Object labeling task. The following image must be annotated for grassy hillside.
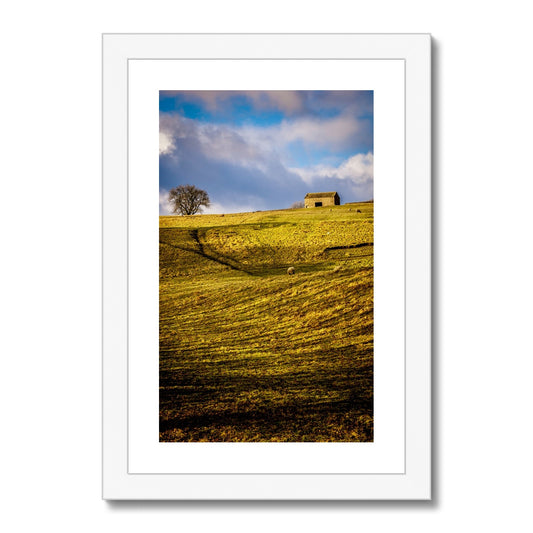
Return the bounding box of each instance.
[159,202,373,442]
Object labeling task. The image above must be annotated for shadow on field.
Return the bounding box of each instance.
[160,238,255,275]
[160,394,373,435]
[159,343,373,442]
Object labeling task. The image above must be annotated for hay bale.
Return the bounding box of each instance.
[287,266,295,275]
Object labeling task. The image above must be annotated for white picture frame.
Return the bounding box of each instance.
[102,33,431,500]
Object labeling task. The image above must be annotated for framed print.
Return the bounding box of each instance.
[102,33,431,500]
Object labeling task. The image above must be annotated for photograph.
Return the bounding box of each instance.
[158,90,374,442]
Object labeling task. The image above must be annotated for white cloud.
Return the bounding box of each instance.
[196,124,266,170]
[238,112,364,154]
[278,114,360,148]
[159,132,175,155]
[159,189,173,215]
[160,110,368,171]
[290,152,373,185]
[160,114,271,172]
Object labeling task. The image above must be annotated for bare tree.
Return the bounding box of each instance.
[290,200,305,209]
[168,184,211,215]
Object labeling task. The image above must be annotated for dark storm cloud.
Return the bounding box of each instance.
[159,142,310,213]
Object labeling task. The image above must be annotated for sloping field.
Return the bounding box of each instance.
[159,203,373,441]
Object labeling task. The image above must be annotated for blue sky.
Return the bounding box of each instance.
[159,90,373,214]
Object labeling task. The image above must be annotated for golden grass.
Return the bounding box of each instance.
[159,203,373,441]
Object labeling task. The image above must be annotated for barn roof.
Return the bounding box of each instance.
[304,191,339,198]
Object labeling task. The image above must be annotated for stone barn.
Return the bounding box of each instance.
[304,191,340,208]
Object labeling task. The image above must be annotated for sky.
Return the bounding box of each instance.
[159,90,373,214]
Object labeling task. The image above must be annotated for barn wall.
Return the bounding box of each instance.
[304,196,338,208]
